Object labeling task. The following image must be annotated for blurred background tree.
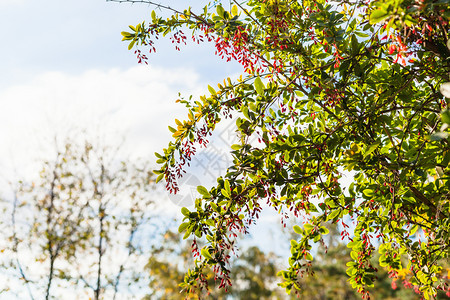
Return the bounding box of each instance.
[1,134,161,299]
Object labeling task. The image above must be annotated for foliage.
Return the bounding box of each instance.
[121,0,450,298]
[1,136,157,299]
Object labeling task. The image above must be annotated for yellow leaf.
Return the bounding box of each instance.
[173,130,184,138]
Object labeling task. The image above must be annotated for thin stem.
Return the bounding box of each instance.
[11,188,35,300]
[45,164,58,300]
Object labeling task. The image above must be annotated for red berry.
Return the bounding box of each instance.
[389,44,397,55]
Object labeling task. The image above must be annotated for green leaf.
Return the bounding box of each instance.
[441,109,450,124]
[224,180,231,194]
[319,226,329,235]
[181,207,190,217]
[121,31,133,41]
[370,9,389,24]
[363,189,374,197]
[208,85,216,95]
[221,188,230,198]
[178,222,189,233]
[346,266,356,276]
[197,185,211,198]
[254,77,264,96]
[231,4,238,16]
[364,142,380,157]
[313,234,321,243]
[201,247,213,260]
[355,31,369,37]
[151,10,156,20]
[216,5,225,18]
[242,107,250,119]
[293,225,303,234]
[351,34,359,55]
[128,39,136,50]
[183,228,192,239]
[327,209,340,220]
[210,202,218,212]
[155,173,164,183]
[304,223,314,233]
[350,250,358,261]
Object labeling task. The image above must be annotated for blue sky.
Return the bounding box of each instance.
[0,0,240,89]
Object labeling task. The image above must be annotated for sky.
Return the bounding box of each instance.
[0,0,292,263]
[0,0,240,183]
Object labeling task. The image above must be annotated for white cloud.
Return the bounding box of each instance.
[0,0,24,7]
[0,65,204,181]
